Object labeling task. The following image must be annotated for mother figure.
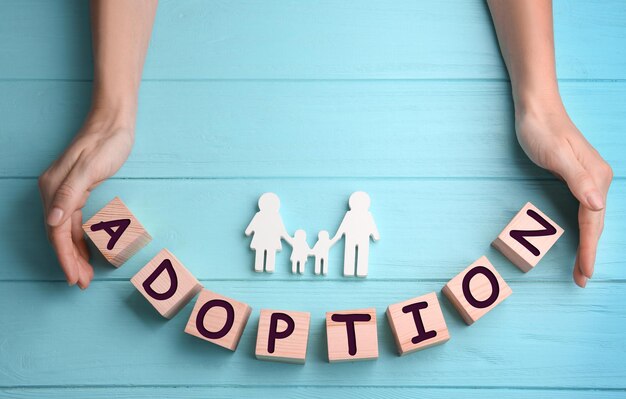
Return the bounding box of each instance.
[245,193,293,273]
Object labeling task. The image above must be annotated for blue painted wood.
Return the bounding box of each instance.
[1,81,625,178]
[1,0,625,395]
[1,387,625,399]
[1,0,625,80]
[1,179,624,282]
[0,281,625,388]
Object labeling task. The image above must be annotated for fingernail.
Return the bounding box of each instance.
[586,192,604,211]
[580,276,588,288]
[47,207,64,226]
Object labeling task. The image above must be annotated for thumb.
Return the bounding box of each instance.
[553,151,604,211]
[46,168,91,227]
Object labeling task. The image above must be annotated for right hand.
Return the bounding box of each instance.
[38,108,135,289]
[515,104,613,287]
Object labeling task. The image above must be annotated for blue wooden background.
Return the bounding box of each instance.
[1,1,625,398]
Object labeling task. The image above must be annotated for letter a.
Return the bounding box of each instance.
[90,218,131,250]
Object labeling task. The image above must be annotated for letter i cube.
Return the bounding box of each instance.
[386,292,449,355]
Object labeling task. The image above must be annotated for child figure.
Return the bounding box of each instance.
[311,230,335,276]
[290,230,311,274]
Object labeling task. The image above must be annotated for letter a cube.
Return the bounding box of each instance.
[83,197,151,267]
[386,292,449,355]
[131,249,202,319]
[492,202,564,272]
[185,289,252,351]
[442,256,512,325]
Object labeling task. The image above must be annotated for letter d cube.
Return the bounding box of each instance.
[131,249,202,319]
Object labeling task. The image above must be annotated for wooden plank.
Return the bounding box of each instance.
[1,81,624,178]
[0,281,624,388]
[1,0,625,80]
[1,178,623,282]
[1,387,625,399]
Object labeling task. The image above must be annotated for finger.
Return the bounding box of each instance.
[71,210,90,261]
[46,164,93,227]
[49,220,80,286]
[577,205,604,279]
[76,255,94,290]
[573,257,587,288]
[552,149,605,211]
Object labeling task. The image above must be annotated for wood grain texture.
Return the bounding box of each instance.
[1,0,625,80]
[83,197,152,267]
[185,289,252,351]
[2,387,625,399]
[386,292,450,355]
[1,0,625,395]
[130,249,202,318]
[0,281,624,388]
[442,256,512,325]
[1,81,625,178]
[1,179,623,282]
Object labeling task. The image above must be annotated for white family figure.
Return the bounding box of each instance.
[333,191,380,277]
[245,193,292,273]
[244,191,379,277]
[290,230,310,274]
[311,230,334,275]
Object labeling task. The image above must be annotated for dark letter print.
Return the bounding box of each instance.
[196,299,235,340]
[509,209,557,256]
[402,302,437,345]
[330,313,372,356]
[462,266,500,309]
[142,258,179,301]
[90,219,131,250]
[268,313,295,354]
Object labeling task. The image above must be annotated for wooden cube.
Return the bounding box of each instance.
[326,308,378,362]
[442,256,512,325]
[184,289,252,351]
[255,309,310,364]
[83,197,151,267]
[492,202,564,272]
[131,249,202,319]
[386,292,449,355]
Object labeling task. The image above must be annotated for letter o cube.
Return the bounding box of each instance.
[131,249,202,319]
[442,256,512,325]
[185,289,252,351]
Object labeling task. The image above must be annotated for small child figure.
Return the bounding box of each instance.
[311,230,335,276]
[290,230,311,274]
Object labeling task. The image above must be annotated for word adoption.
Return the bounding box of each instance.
[83,195,563,363]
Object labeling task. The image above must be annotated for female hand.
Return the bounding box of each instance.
[515,103,613,287]
[38,108,135,289]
